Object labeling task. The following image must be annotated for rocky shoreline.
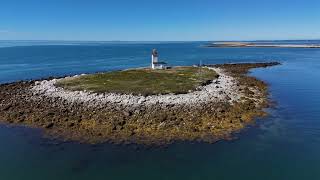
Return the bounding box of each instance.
[31,67,240,108]
[0,62,280,145]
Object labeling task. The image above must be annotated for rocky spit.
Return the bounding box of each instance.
[207,42,320,48]
[0,62,280,145]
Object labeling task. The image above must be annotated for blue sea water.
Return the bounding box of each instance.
[0,40,320,179]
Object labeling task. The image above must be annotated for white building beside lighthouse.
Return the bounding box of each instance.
[151,49,167,69]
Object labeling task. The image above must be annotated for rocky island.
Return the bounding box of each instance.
[0,62,280,145]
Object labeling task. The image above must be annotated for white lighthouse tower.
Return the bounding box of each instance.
[151,49,167,69]
[151,49,159,68]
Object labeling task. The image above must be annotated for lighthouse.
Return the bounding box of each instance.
[151,49,167,69]
[152,49,159,65]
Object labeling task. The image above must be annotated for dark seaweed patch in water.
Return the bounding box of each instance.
[71,159,91,173]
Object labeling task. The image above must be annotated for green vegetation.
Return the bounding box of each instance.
[56,67,218,96]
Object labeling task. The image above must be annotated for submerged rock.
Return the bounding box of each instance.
[44,122,54,129]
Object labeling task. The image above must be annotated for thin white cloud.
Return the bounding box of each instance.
[0,30,10,33]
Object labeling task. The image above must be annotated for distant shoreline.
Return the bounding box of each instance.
[206,42,320,48]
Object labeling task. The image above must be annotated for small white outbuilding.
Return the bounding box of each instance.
[151,49,167,70]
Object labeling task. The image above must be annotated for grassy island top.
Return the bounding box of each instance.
[56,67,218,96]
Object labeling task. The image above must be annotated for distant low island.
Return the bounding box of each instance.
[206,42,320,48]
[0,62,280,145]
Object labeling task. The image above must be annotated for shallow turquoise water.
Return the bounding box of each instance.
[0,41,320,179]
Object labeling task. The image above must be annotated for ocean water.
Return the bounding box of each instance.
[0,40,320,179]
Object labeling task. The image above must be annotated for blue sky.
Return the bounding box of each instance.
[0,0,319,41]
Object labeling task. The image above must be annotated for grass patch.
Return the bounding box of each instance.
[56,67,218,96]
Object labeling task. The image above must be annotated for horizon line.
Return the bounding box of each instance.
[0,39,320,42]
